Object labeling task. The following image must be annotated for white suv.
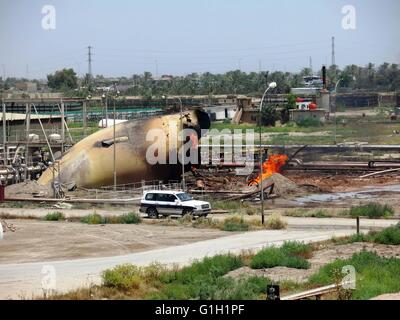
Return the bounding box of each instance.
[139,190,212,219]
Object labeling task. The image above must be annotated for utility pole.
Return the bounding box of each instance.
[309,56,313,72]
[25,102,31,180]
[331,36,336,66]
[87,46,93,91]
[60,98,65,153]
[2,97,6,165]
[113,86,119,191]
[1,64,5,80]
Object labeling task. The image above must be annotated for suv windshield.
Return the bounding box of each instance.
[177,193,193,202]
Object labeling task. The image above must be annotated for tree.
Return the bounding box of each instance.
[47,68,78,91]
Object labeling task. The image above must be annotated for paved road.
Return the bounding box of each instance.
[0,218,397,299]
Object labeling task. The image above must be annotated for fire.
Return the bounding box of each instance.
[249,154,289,186]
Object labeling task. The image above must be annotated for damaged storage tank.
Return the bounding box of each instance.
[38,110,210,188]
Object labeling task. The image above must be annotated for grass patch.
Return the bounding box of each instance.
[250,241,312,270]
[372,224,400,245]
[343,203,394,219]
[331,223,400,246]
[208,200,244,212]
[80,212,142,225]
[116,212,142,224]
[43,212,65,221]
[309,251,400,300]
[221,216,250,232]
[295,118,323,128]
[80,213,106,224]
[266,214,288,230]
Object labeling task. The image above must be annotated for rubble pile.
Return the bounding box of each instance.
[187,169,310,200]
[5,180,53,199]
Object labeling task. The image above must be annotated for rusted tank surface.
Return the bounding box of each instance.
[38,110,210,188]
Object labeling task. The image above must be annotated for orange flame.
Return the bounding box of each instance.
[249,154,289,186]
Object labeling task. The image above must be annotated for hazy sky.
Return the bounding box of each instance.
[1,0,399,79]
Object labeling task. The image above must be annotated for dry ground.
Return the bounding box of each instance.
[0,219,231,264]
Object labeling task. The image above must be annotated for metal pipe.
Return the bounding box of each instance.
[31,104,55,161]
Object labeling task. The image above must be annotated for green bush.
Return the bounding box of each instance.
[214,276,268,300]
[43,212,65,221]
[221,216,250,232]
[150,254,244,300]
[281,241,313,259]
[80,213,106,224]
[309,251,400,300]
[102,264,142,290]
[118,212,142,224]
[250,242,311,270]
[345,203,394,219]
[373,225,400,245]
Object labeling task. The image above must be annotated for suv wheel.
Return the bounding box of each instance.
[147,207,159,219]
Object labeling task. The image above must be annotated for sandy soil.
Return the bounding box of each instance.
[0,220,231,264]
[226,242,400,284]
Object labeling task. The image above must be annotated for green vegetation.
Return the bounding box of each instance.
[344,203,395,219]
[80,213,106,224]
[159,214,287,232]
[284,209,335,218]
[100,254,268,300]
[80,212,142,225]
[332,223,400,246]
[294,118,322,128]
[43,212,65,221]
[266,213,288,230]
[373,224,400,245]
[47,68,78,91]
[221,216,250,232]
[117,212,142,224]
[96,255,270,300]
[309,251,400,300]
[250,241,312,270]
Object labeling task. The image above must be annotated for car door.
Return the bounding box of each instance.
[158,194,179,216]
[155,193,168,215]
[143,193,156,211]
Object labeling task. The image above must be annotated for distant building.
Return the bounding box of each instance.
[204,105,236,122]
[152,75,174,83]
[289,109,326,123]
[15,82,37,93]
